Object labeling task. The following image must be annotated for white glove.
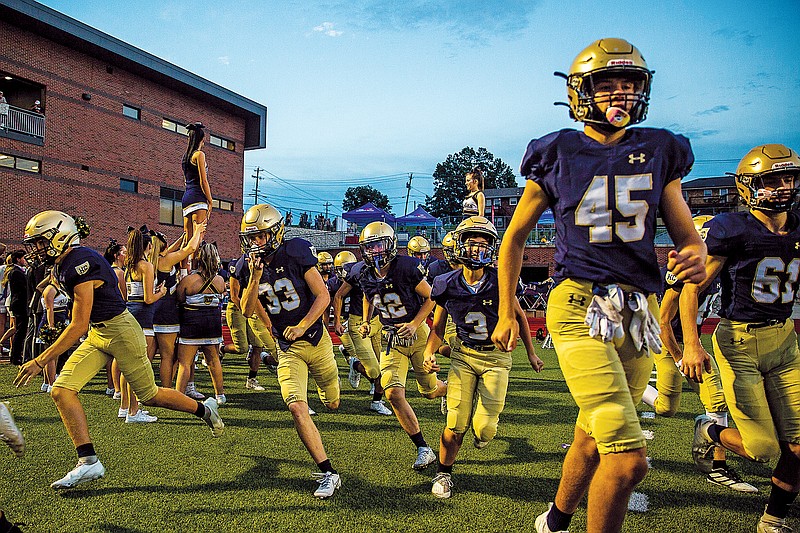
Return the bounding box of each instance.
[627,292,662,354]
[585,285,625,342]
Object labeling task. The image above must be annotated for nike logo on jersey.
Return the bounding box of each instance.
[628,152,646,164]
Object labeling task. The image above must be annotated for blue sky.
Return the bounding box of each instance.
[42,0,800,219]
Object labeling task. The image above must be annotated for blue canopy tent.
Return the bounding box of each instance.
[395,206,439,227]
[342,202,396,224]
[537,208,555,225]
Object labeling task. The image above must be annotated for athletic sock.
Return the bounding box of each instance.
[371,380,382,401]
[317,459,337,474]
[248,370,258,379]
[410,431,428,449]
[76,443,97,463]
[438,463,453,474]
[194,401,206,418]
[706,423,727,444]
[547,501,573,532]
[712,460,727,470]
[766,482,799,519]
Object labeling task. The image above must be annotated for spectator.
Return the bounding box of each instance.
[4,250,28,366]
[0,92,7,129]
[285,210,293,226]
[30,100,42,114]
[0,91,6,104]
[0,243,7,354]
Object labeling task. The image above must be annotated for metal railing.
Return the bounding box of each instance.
[0,104,45,139]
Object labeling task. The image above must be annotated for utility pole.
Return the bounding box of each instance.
[404,173,413,215]
[250,167,264,206]
[323,201,331,219]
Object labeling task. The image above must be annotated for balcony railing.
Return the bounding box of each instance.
[0,104,45,139]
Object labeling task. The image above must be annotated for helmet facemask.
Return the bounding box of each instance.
[571,68,651,131]
[738,170,800,212]
[360,237,396,270]
[239,224,284,259]
[455,231,497,270]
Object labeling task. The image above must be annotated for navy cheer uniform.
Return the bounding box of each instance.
[179,276,223,345]
[181,156,208,217]
[153,266,180,334]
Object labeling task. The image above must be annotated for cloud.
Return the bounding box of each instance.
[313,22,344,37]
[712,28,757,46]
[693,105,730,117]
[217,56,230,65]
[329,0,535,45]
[682,129,721,139]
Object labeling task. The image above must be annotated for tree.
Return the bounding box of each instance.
[342,185,392,214]
[424,147,517,219]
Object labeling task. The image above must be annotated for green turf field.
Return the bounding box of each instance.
[0,339,786,532]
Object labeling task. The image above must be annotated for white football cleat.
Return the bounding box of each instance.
[535,503,569,533]
[348,357,361,389]
[369,400,392,415]
[185,382,206,400]
[245,378,265,391]
[126,410,158,423]
[692,414,715,473]
[215,394,227,406]
[313,471,341,499]
[0,401,25,458]
[431,472,453,499]
[202,397,225,437]
[413,446,437,470]
[707,467,758,493]
[51,460,105,489]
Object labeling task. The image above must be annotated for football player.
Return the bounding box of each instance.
[683,145,800,532]
[424,217,544,499]
[239,204,341,499]
[14,211,224,489]
[316,251,334,282]
[331,251,392,415]
[642,216,756,492]
[223,252,279,391]
[323,252,358,366]
[426,231,459,358]
[492,39,706,533]
[358,222,447,470]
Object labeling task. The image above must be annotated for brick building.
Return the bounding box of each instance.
[0,0,267,259]
[680,175,739,215]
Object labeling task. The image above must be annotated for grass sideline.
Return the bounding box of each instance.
[0,338,788,532]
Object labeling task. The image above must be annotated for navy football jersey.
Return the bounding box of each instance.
[55,246,127,323]
[431,267,500,348]
[233,253,268,299]
[360,255,427,326]
[343,261,368,318]
[521,127,693,294]
[704,211,800,322]
[255,238,325,349]
[425,258,453,284]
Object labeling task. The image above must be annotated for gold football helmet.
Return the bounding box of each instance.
[453,216,498,270]
[407,235,431,260]
[734,144,800,212]
[23,210,81,266]
[317,251,334,275]
[441,231,457,264]
[239,204,285,257]
[565,38,652,129]
[359,221,397,269]
[334,251,357,279]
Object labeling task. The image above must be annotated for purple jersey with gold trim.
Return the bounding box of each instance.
[343,261,367,317]
[360,255,427,326]
[522,127,693,294]
[663,267,720,342]
[55,246,127,323]
[431,267,500,348]
[704,211,800,322]
[425,258,452,284]
[256,238,325,350]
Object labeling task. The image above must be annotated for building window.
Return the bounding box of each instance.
[212,198,234,211]
[162,118,189,136]
[719,188,728,197]
[159,187,183,226]
[122,104,140,120]
[209,133,235,152]
[509,197,518,206]
[0,152,40,173]
[703,189,713,197]
[120,178,138,193]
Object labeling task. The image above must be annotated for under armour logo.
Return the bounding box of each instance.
[275,267,285,273]
[732,338,745,345]
[482,299,493,306]
[795,242,800,250]
[628,153,646,164]
[568,294,586,306]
